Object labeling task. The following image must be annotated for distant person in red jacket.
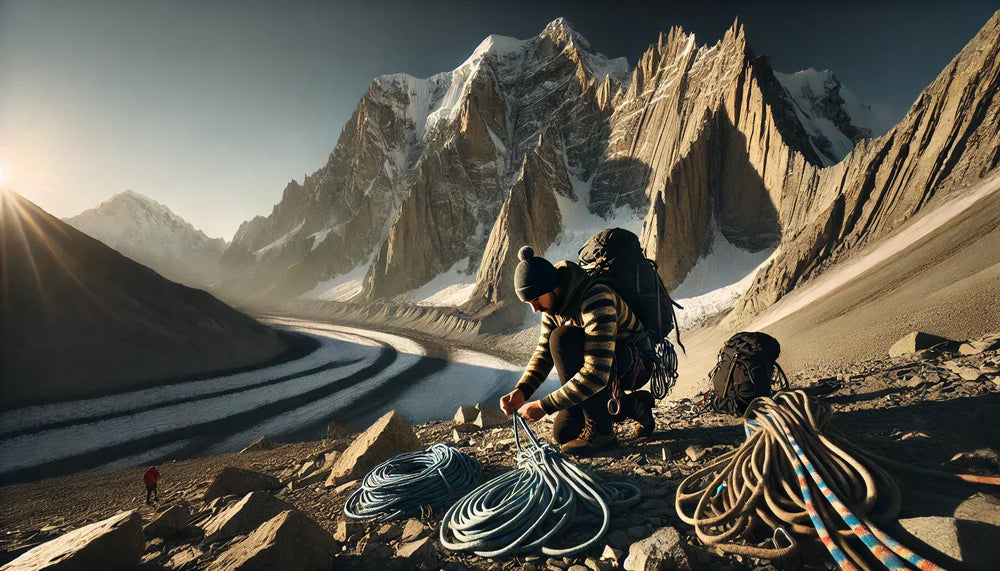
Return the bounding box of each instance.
[143,466,160,505]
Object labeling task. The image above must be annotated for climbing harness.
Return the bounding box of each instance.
[675,390,1000,569]
[440,415,641,557]
[344,443,482,522]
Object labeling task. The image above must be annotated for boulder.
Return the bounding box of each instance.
[394,537,438,566]
[474,403,509,428]
[333,520,365,543]
[954,493,1000,527]
[239,436,275,454]
[474,410,508,429]
[400,518,426,543]
[889,332,953,358]
[623,526,690,571]
[202,492,296,543]
[898,515,1000,570]
[204,468,281,502]
[143,504,191,539]
[453,406,479,424]
[294,468,331,489]
[325,410,422,486]
[1,511,143,570]
[207,510,338,571]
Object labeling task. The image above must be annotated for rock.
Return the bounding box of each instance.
[165,546,204,570]
[453,422,480,434]
[568,565,589,571]
[333,520,365,543]
[600,545,624,564]
[376,522,402,542]
[623,526,690,571]
[948,449,1000,471]
[204,468,281,502]
[296,461,317,478]
[959,336,1000,355]
[400,518,426,543]
[889,332,953,358]
[329,479,360,494]
[143,504,190,539]
[395,537,438,566]
[207,510,338,571]
[239,436,275,454]
[685,445,705,462]
[898,515,1000,570]
[324,451,340,466]
[202,491,296,543]
[355,536,392,558]
[325,410,423,486]
[454,406,479,424]
[954,493,1000,527]
[294,468,331,489]
[901,375,927,388]
[474,403,509,428]
[326,422,351,440]
[2,511,144,570]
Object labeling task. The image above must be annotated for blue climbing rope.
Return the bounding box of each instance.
[344,443,482,522]
[439,415,641,557]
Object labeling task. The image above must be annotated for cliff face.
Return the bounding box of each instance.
[726,10,1000,325]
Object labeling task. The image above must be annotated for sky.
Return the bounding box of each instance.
[1,1,996,240]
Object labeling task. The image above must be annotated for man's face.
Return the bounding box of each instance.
[526,290,557,314]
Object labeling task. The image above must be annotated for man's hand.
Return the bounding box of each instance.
[500,389,526,416]
[519,400,547,422]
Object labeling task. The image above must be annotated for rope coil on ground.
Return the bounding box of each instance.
[344,443,482,522]
[440,415,641,557]
[675,390,1000,569]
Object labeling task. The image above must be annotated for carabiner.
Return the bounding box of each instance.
[607,396,621,416]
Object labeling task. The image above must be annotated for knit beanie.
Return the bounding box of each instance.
[514,246,560,302]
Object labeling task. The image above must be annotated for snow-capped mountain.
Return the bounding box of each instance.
[775,68,895,165]
[65,190,226,287]
[221,13,1000,331]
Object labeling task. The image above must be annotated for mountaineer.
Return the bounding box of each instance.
[499,246,655,456]
[143,465,160,505]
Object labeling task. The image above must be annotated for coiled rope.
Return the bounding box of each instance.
[675,390,1000,569]
[344,443,482,522]
[440,415,642,557]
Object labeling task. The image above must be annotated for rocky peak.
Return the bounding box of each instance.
[541,17,588,51]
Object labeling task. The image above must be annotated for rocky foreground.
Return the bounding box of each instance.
[1,332,999,571]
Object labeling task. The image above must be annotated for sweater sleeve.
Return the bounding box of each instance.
[539,285,618,413]
[514,313,556,398]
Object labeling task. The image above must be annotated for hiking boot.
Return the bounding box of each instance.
[560,414,617,457]
[631,391,656,438]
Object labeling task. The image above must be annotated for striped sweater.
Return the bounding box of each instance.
[515,261,643,414]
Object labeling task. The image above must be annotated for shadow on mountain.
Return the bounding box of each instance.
[0,190,292,410]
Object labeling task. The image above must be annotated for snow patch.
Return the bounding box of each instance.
[302,260,371,302]
[544,176,643,264]
[407,257,477,307]
[673,244,780,331]
[309,229,331,251]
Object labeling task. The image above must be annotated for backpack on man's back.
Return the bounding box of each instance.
[708,331,789,414]
[577,228,683,399]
